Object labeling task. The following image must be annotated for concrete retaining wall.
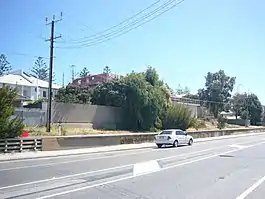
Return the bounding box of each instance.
[227,119,247,126]
[42,127,265,151]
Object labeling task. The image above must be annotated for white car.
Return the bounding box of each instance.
[154,129,193,148]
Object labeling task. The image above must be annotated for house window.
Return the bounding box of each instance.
[43,91,47,98]
[23,90,28,97]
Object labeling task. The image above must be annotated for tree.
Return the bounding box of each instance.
[184,93,199,100]
[55,85,91,104]
[91,68,171,131]
[0,86,24,139]
[79,67,90,78]
[145,66,160,86]
[231,93,247,119]
[103,66,111,74]
[198,70,236,118]
[123,72,170,131]
[175,84,190,95]
[165,83,174,95]
[31,57,49,80]
[91,79,126,107]
[0,54,11,76]
[240,93,262,125]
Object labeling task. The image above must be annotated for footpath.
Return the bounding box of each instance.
[0,131,264,162]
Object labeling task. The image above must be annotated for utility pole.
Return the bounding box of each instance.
[70,65,76,82]
[242,89,250,127]
[45,13,62,132]
[62,72,65,88]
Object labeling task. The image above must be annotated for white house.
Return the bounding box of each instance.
[0,69,61,101]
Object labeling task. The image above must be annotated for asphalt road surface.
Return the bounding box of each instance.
[1,134,265,199]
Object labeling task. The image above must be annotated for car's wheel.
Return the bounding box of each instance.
[188,139,193,146]
[173,140,178,147]
[157,144,163,148]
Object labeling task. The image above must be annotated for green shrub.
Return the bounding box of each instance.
[162,104,196,130]
[217,115,226,129]
[193,119,206,130]
[0,86,24,139]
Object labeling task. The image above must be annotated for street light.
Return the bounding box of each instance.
[237,84,243,94]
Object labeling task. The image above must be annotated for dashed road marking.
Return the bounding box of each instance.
[133,160,160,176]
[229,144,248,149]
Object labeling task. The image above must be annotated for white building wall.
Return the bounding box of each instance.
[37,88,59,99]
[0,83,59,101]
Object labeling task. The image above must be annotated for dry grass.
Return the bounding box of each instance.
[25,119,247,136]
[25,126,135,136]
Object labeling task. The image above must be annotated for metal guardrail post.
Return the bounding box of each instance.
[5,140,7,153]
[20,139,23,152]
[34,139,37,151]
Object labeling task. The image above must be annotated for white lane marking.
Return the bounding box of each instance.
[0,150,153,171]
[235,175,265,199]
[0,146,225,190]
[158,148,218,161]
[0,147,154,164]
[37,141,265,199]
[157,138,263,162]
[133,160,160,176]
[0,164,133,191]
[229,144,248,149]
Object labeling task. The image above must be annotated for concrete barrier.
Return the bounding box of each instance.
[42,127,265,151]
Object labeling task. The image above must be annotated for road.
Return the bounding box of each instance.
[1,134,265,199]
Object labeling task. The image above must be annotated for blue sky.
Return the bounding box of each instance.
[1,0,265,103]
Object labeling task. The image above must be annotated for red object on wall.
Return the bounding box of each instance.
[20,131,29,137]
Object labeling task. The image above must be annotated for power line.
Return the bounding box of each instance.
[57,0,184,49]
[59,0,180,47]
[74,0,177,44]
[67,0,161,43]
[174,95,251,106]
[3,52,49,59]
[56,13,110,48]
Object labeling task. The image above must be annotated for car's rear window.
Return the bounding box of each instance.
[160,131,173,135]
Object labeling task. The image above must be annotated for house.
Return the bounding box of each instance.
[0,69,61,102]
[72,73,121,87]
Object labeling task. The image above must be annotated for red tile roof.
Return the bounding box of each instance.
[72,73,120,86]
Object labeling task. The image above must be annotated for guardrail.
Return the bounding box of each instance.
[0,138,42,153]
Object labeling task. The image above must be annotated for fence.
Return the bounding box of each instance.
[0,138,42,153]
[14,108,46,126]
